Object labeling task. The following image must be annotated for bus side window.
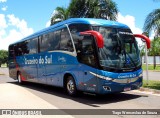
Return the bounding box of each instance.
[39,35,48,52]
[48,30,61,51]
[9,45,14,59]
[40,34,49,52]
[14,44,23,56]
[69,24,91,52]
[24,38,38,54]
[20,41,29,55]
[29,38,38,54]
[54,30,61,50]
[80,36,97,67]
[60,28,74,52]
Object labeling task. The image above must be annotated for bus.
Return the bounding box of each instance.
[8,18,150,96]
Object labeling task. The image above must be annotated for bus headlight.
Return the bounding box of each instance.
[89,71,113,81]
[139,73,143,78]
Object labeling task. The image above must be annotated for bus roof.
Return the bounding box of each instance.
[10,18,129,45]
[49,18,129,28]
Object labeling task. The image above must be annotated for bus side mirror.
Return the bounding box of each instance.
[80,30,104,48]
[134,34,151,49]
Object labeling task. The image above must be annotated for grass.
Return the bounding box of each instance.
[0,63,7,68]
[143,80,160,90]
[142,64,160,71]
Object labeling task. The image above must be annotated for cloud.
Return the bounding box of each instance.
[46,20,51,27]
[7,14,33,36]
[0,0,7,3]
[0,14,7,28]
[0,14,7,40]
[1,6,8,11]
[0,29,6,36]
[117,12,142,34]
[0,30,24,50]
[117,12,154,43]
[117,13,146,46]
[0,14,34,50]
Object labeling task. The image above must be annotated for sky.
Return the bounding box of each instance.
[0,0,160,50]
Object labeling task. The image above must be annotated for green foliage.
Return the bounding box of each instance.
[142,32,149,37]
[68,0,118,19]
[68,0,98,18]
[141,37,160,70]
[68,0,88,18]
[0,50,8,67]
[148,37,160,56]
[141,38,160,69]
[50,7,69,25]
[142,64,160,70]
[143,80,160,90]
[50,0,118,25]
[140,45,145,57]
[98,0,118,20]
[143,9,160,37]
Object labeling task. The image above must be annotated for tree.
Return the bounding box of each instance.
[68,0,88,18]
[97,0,118,20]
[50,0,118,25]
[50,7,69,25]
[143,0,160,68]
[0,50,8,67]
[68,0,118,20]
[148,37,160,69]
[143,9,160,37]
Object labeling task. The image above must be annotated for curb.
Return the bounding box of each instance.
[139,87,160,94]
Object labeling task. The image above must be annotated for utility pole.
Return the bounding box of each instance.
[142,32,149,85]
[144,42,149,85]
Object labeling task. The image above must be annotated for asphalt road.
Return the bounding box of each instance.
[0,68,160,118]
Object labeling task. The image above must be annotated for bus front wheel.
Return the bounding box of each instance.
[66,76,77,96]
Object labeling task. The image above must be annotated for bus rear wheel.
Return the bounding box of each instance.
[66,76,77,96]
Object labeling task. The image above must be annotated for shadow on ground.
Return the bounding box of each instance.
[9,81,147,108]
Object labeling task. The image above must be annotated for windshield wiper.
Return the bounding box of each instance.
[123,49,137,70]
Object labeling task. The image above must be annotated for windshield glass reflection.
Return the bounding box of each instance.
[93,26,141,71]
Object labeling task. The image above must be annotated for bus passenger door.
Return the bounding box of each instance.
[78,36,98,92]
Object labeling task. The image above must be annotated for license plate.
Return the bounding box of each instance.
[124,87,131,91]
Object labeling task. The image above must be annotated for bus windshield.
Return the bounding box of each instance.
[93,26,141,71]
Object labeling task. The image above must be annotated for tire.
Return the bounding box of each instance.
[17,72,23,84]
[66,76,77,96]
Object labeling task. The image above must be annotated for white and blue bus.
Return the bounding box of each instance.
[8,18,150,96]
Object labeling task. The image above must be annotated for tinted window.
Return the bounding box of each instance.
[21,41,29,55]
[40,30,61,52]
[28,38,38,54]
[9,45,14,58]
[69,24,90,33]
[54,30,61,50]
[48,30,61,51]
[80,36,97,67]
[69,24,91,51]
[40,35,48,52]
[60,28,73,52]
[16,38,38,55]
[14,43,23,56]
